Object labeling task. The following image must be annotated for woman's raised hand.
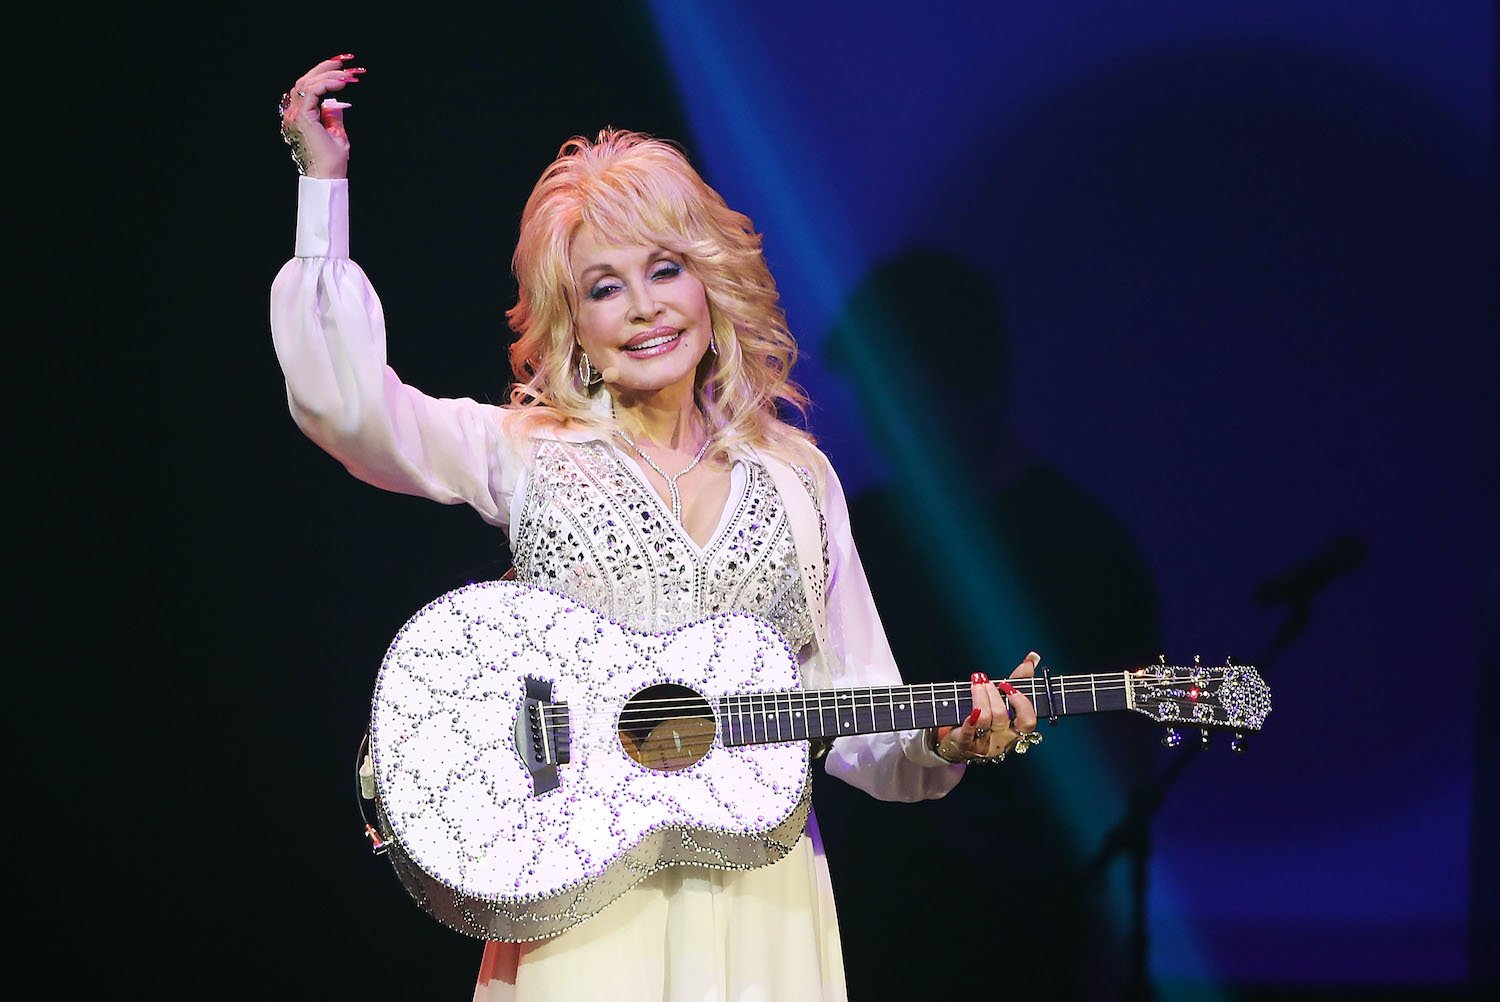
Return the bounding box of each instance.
[278,55,364,178]
[933,652,1043,763]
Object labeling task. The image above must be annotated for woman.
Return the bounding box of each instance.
[273,55,1043,1002]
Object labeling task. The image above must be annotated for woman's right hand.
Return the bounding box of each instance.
[279,55,364,178]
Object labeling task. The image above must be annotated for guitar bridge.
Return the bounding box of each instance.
[515,676,570,794]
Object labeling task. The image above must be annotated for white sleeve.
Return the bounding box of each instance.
[269,177,522,527]
[815,458,966,802]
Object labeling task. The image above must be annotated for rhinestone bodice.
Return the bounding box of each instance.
[511,440,815,651]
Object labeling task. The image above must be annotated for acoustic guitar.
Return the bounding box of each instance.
[363,580,1271,940]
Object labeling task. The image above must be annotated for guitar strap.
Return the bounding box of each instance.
[760,453,832,664]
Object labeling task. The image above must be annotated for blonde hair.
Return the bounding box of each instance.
[505,129,814,463]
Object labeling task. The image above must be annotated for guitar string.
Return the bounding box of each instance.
[547,706,1154,730]
[536,677,1164,716]
[543,693,1141,724]
[532,675,1143,713]
[520,672,1232,726]
[541,704,1252,732]
[540,676,1144,704]
[534,705,1252,742]
[515,689,1254,746]
[544,670,1224,701]
[534,679,1208,729]
[527,673,1246,721]
[539,680,1140,721]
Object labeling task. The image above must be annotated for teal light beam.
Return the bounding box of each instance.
[647,0,1124,844]
[643,2,1222,992]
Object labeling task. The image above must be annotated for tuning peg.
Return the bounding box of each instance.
[1225,655,1234,666]
[1162,728,1184,749]
[1157,654,1167,666]
[1231,733,1249,754]
[1199,728,1210,748]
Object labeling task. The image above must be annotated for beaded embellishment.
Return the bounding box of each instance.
[512,441,816,652]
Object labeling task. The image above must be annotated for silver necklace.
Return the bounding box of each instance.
[617,430,712,524]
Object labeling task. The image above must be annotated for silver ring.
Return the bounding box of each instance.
[974,727,989,738]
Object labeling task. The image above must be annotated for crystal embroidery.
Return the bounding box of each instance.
[512,440,816,653]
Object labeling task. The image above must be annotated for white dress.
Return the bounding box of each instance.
[271,176,964,1002]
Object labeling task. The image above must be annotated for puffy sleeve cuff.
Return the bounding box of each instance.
[270,177,522,529]
[810,452,966,802]
[294,176,351,259]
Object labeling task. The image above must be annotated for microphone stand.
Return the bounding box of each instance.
[1080,537,1364,1002]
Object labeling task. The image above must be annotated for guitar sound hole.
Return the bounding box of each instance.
[618,683,716,772]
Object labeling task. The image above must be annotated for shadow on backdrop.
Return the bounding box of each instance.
[811,248,1163,1001]
[801,35,1484,996]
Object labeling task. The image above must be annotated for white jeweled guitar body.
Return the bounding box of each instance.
[370,581,812,942]
[367,580,1272,941]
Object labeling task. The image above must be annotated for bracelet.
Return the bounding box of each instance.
[278,91,310,176]
[927,728,967,765]
[927,728,1008,765]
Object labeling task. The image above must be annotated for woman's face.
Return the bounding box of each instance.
[570,226,712,398]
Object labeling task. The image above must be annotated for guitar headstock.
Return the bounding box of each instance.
[1127,658,1272,747]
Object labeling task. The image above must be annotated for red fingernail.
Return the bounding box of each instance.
[965,708,981,727]
[971,671,989,684]
[333,53,355,61]
[998,681,1018,696]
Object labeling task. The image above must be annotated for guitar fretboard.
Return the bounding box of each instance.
[714,675,1131,747]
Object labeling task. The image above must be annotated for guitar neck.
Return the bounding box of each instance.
[715,674,1131,747]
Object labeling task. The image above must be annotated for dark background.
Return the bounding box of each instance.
[22,3,1490,999]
